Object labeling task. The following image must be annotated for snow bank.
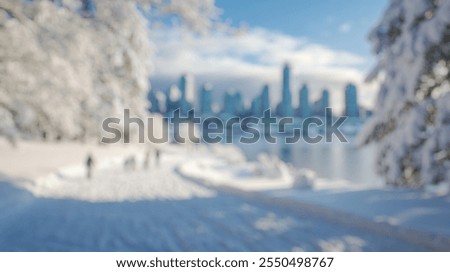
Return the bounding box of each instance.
[178,146,376,192]
[0,140,215,202]
[178,147,301,191]
[27,166,214,203]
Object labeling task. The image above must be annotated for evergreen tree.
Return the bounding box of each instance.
[359,0,450,186]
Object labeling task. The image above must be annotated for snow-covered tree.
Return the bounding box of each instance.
[0,0,219,141]
[359,0,450,187]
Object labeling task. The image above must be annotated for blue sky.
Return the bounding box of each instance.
[151,1,389,112]
[216,0,387,66]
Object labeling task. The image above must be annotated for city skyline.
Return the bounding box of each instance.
[150,1,388,114]
[148,64,368,119]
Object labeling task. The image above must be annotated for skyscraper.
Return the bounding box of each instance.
[179,75,187,101]
[179,74,195,115]
[261,84,270,113]
[233,92,245,116]
[250,96,262,116]
[200,84,213,116]
[223,92,234,116]
[166,85,181,114]
[221,90,246,117]
[298,84,310,118]
[344,83,359,118]
[277,64,293,117]
[322,89,330,110]
[250,85,270,117]
[313,89,330,117]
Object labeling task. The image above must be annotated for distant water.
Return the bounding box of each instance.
[231,133,383,185]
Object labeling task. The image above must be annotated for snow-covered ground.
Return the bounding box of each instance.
[0,140,141,181]
[0,180,424,252]
[180,147,450,232]
[0,139,449,251]
[177,145,450,250]
[266,187,450,237]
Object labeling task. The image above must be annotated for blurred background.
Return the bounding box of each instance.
[0,0,449,251]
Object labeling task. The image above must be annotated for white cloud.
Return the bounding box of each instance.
[150,27,378,113]
[339,23,352,33]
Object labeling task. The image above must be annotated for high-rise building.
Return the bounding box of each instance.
[261,84,270,113]
[233,92,245,116]
[179,74,187,104]
[298,84,310,118]
[312,89,330,117]
[250,96,262,116]
[251,84,270,116]
[200,83,213,115]
[223,92,234,115]
[322,89,330,110]
[222,91,245,117]
[344,83,359,118]
[166,85,181,114]
[179,74,195,115]
[277,64,293,117]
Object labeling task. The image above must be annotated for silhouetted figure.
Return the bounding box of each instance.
[155,149,161,166]
[143,149,151,170]
[124,155,136,171]
[86,154,94,179]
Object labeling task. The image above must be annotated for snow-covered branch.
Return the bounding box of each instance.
[0,0,219,141]
[359,0,450,186]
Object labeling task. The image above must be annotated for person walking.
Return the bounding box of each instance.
[155,149,161,167]
[86,153,94,179]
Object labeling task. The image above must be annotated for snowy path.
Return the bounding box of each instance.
[0,147,428,253]
[0,180,426,251]
[177,149,450,251]
[0,142,438,251]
